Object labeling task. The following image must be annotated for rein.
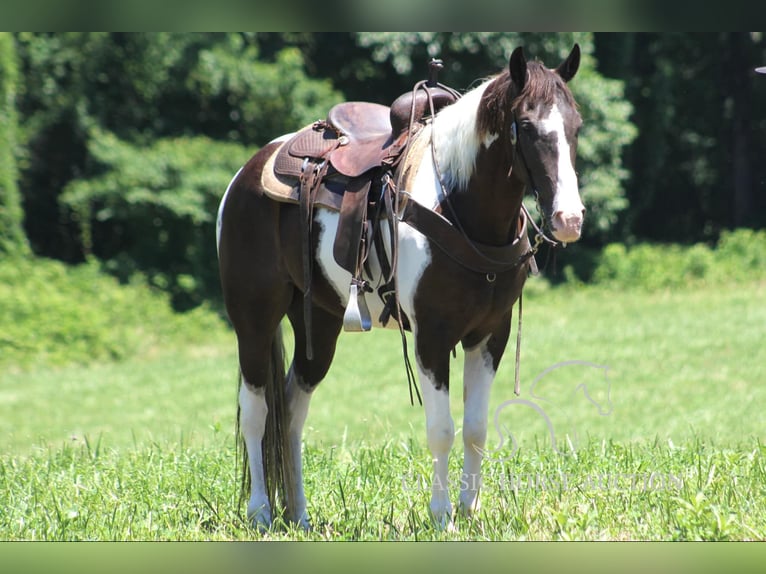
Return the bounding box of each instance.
[511,111,562,252]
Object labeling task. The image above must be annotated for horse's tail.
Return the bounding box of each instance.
[236,322,296,522]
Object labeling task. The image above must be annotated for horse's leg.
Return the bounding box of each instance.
[237,362,271,528]
[285,295,343,529]
[236,321,295,531]
[218,153,292,530]
[459,320,510,516]
[414,334,455,530]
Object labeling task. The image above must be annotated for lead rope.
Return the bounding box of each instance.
[514,292,523,396]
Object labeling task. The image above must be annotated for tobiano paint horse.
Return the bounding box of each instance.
[216,45,585,530]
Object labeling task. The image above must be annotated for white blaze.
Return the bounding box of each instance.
[539,104,583,217]
[539,103,584,242]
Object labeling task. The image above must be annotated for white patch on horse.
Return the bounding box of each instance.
[482,132,499,149]
[415,356,455,529]
[459,338,495,515]
[286,366,313,528]
[315,208,432,330]
[539,104,583,218]
[431,80,492,191]
[314,211,386,329]
[216,166,243,256]
[238,382,271,528]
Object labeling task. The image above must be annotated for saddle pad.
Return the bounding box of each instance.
[261,139,345,212]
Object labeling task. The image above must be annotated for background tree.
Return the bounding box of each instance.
[0,32,29,257]
[10,33,765,309]
[594,32,766,243]
[16,33,341,309]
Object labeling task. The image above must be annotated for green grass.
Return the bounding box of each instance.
[2,277,766,540]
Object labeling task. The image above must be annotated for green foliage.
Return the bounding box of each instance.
[14,32,342,272]
[61,129,248,309]
[571,53,636,242]
[0,32,29,256]
[595,33,766,241]
[0,257,228,371]
[190,38,342,144]
[591,229,766,289]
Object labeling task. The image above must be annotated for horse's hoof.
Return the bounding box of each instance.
[247,505,272,533]
[436,517,456,533]
[458,495,481,517]
[430,508,455,532]
[292,514,312,532]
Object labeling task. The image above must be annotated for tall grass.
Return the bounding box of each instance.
[1,251,765,540]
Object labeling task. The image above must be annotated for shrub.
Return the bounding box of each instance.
[590,229,766,290]
[0,256,228,370]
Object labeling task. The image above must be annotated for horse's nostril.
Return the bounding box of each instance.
[551,210,583,243]
[553,210,583,229]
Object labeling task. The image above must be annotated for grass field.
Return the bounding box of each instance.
[1,277,765,540]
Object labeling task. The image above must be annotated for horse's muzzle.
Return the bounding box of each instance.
[551,208,584,243]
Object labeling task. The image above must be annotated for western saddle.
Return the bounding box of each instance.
[272,60,460,354]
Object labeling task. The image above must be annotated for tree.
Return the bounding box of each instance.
[594,32,766,243]
[15,33,342,309]
[0,32,29,257]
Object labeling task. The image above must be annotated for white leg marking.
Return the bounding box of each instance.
[286,366,312,529]
[417,359,455,530]
[459,339,496,516]
[238,381,271,529]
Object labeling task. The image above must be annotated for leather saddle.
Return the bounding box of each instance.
[271,63,459,335]
[274,83,458,181]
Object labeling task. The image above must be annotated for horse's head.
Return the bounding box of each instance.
[509,45,585,244]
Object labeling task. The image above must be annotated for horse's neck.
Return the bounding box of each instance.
[429,85,526,246]
[441,144,526,246]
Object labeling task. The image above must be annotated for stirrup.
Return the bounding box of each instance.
[343,282,372,332]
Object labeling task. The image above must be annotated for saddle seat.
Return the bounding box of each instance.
[327,101,398,178]
[329,101,391,141]
[273,85,460,181]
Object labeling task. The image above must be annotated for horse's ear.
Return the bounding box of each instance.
[556,43,581,82]
[509,46,527,91]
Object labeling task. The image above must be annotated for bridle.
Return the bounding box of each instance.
[509,113,562,254]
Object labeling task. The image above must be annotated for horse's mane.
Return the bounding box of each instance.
[477,61,578,137]
[433,60,577,192]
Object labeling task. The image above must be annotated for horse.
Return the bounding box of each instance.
[216,44,585,531]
